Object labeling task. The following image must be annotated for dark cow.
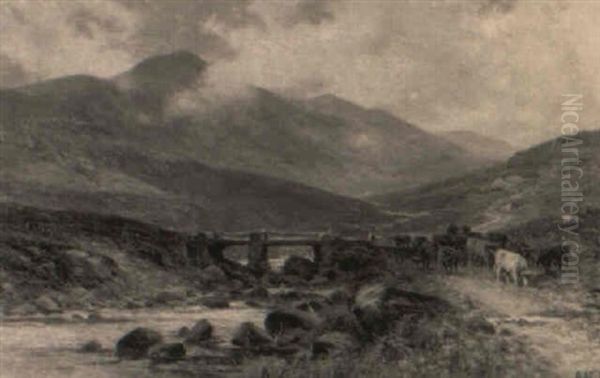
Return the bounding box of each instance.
[466,237,497,269]
[506,240,537,266]
[486,232,508,248]
[537,245,563,276]
[439,246,460,273]
[410,236,436,270]
[393,235,412,263]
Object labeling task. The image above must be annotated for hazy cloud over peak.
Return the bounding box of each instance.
[0,0,598,147]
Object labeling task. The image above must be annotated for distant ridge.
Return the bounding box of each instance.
[440,130,516,161]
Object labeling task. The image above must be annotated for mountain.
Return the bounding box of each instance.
[113,50,207,120]
[439,130,515,161]
[0,52,389,232]
[370,130,600,234]
[370,130,600,289]
[168,90,490,197]
[0,50,496,232]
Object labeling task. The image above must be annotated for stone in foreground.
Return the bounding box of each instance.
[116,327,163,360]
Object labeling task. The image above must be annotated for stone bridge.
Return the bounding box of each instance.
[185,231,396,276]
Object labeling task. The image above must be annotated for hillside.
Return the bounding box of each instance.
[371,130,600,233]
[27,50,489,198]
[157,88,489,196]
[0,53,390,232]
[440,130,515,161]
[0,50,491,231]
[0,132,387,232]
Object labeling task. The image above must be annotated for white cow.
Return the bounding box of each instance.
[493,249,529,287]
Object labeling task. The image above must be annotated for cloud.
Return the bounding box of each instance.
[287,0,335,26]
[478,0,518,16]
[0,0,139,81]
[0,0,598,147]
[0,53,30,88]
[212,0,598,147]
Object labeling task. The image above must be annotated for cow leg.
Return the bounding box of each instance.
[510,269,519,286]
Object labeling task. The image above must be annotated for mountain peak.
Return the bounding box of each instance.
[115,50,206,94]
[309,93,366,111]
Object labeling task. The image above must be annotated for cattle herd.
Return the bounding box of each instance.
[391,224,564,287]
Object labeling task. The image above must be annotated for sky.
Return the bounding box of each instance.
[0,0,598,148]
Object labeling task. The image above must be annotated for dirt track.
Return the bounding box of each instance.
[446,275,600,378]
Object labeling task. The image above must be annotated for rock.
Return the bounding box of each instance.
[283,256,316,280]
[294,296,332,312]
[373,334,411,362]
[490,177,508,191]
[185,319,213,344]
[400,317,445,350]
[71,313,86,321]
[273,327,312,348]
[244,300,262,308]
[149,342,186,363]
[34,295,61,314]
[87,311,104,322]
[264,308,320,337]
[324,242,387,278]
[154,289,186,305]
[80,340,102,353]
[324,288,352,305]
[246,286,269,299]
[177,326,191,338]
[231,322,273,348]
[310,276,329,286]
[34,262,57,280]
[312,332,359,358]
[201,265,227,286]
[125,299,144,309]
[68,287,91,306]
[228,280,245,291]
[116,327,163,359]
[201,296,230,309]
[352,283,449,335]
[466,315,495,335]
[7,303,37,316]
[274,290,326,303]
[320,305,363,336]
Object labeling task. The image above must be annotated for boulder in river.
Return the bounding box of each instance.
[294,296,332,312]
[149,342,186,363]
[34,295,61,314]
[177,326,191,338]
[264,308,320,337]
[231,322,273,348]
[245,286,269,299]
[201,265,228,286]
[312,332,359,358]
[7,303,37,316]
[79,340,102,353]
[153,289,186,305]
[185,319,213,344]
[201,296,230,309]
[283,256,316,280]
[116,327,163,359]
[320,305,363,336]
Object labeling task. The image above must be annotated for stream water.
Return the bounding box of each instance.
[0,255,310,377]
[0,302,265,378]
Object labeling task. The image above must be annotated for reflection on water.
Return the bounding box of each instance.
[239,253,313,271]
[0,302,265,378]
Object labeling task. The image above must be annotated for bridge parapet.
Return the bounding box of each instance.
[185,230,391,276]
